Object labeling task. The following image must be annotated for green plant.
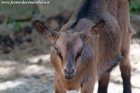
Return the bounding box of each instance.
[129,0,140,13]
[13,21,26,31]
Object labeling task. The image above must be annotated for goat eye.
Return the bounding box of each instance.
[75,48,83,61]
[54,46,63,61]
[54,46,60,54]
[54,45,59,52]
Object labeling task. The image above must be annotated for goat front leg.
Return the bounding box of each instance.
[98,73,110,93]
[81,76,95,93]
[54,77,66,93]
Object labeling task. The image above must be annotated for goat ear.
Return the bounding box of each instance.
[82,20,105,42]
[33,20,59,43]
[90,20,105,34]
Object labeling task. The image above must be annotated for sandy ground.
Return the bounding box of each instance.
[0,38,140,93]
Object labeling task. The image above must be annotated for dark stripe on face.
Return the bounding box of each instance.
[66,42,74,70]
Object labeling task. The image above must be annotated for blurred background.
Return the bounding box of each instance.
[0,0,140,93]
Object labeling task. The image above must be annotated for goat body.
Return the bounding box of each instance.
[33,0,133,93]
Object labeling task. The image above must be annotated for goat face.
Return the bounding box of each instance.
[33,19,105,79]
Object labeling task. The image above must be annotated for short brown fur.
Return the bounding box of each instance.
[33,0,133,93]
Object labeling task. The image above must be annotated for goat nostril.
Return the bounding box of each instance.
[64,69,67,73]
[64,69,75,74]
[71,69,74,73]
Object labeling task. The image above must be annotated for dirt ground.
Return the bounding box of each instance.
[0,27,140,93]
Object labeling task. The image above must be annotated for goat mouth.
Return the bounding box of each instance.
[65,75,73,79]
[63,70,76,79]
[64,73,75,79]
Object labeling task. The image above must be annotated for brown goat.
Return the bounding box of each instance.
[33,0,133,93]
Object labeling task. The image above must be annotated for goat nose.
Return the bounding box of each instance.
[64,68,74,75]
[64,68,76,79]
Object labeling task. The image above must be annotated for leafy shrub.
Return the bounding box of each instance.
[129,0,140,13]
